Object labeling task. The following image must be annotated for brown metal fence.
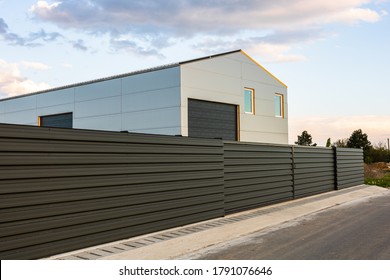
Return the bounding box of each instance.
[0,123,364,259]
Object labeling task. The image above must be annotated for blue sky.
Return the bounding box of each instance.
[0,0,389,146]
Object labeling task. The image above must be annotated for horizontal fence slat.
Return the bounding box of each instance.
[0,172,222,194]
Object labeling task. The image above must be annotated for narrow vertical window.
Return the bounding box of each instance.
[244,88,254,114]
[275,94,284,118]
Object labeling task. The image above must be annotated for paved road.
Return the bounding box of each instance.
[194,193,390,260]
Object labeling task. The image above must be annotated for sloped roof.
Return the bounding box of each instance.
[0,49,286,101]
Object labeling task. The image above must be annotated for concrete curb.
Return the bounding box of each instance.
[46,185,389,260]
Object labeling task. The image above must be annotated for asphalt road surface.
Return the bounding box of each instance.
[194,193,390,260]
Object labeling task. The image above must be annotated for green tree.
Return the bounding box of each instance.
[326,138,331,147]
[295,131,317,146]
[333,138,348,147]
[365,142,389,163]
[347,129,372,163]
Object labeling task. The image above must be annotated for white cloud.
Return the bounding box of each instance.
[0,16,63,47]
[0,59,50,97]
[61,63,73,68]
[289,115,390,146]
[28,0,387,61]
[30,1,61,19]
[324,7,382,24]
[20,61,51,70]
[29,1,384,32]
[245,43,306,63]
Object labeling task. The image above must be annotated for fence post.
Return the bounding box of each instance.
[333,146,339,190]
[292,145,296,199]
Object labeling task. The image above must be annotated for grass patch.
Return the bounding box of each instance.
[364,162,390,188]
[365,174,390,187]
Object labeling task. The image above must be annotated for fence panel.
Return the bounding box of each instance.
[0,123,365,259]
[0,124,224,259]
[224,142,294,213]
[293,146,335,198]
[336,148,364,189]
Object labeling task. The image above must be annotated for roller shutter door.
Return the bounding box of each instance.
[188,99,237,141]
[39,112,73,128]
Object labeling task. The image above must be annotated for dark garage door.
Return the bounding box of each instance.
[39,112,73,128]
[188,99,238,141]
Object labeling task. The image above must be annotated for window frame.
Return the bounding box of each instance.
[274,93,284,118]
[244,88,255,114]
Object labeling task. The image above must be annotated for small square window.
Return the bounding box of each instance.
[244,88,254,114]
[275,94,284,118]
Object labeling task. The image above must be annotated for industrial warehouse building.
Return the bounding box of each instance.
[0,50,288,143]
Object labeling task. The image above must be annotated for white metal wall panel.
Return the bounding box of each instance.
[75,96,121,118]
[242,62,281,87]
[122,88,180,113]
[180,88,241,106]
[121,107,180,131]
[3,109,37,125]
[240,131,288,144]
[37,103,74,117]
[133,127,181,135]
[37,88,74,108]
[181,67,242,96]
[0,102,4,123]
[0,102,5,114]
[121,67,180,94]
[75,79,121,102]
[184,56,242,78]
[4,95,36,113]
[240,114,288,134]
[74,114,122,131]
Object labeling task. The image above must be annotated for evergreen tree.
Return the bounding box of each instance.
[347,129,372,163]
[295,131,317,146]
[326,138,331,147]
[333,138,348,147]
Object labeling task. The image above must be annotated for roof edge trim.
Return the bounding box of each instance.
[179,49,242,65]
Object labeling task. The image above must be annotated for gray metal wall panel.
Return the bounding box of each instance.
[293,146,335,198]
[223,142,294,213]
[0,123,224,259]
[335,148,364,189]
